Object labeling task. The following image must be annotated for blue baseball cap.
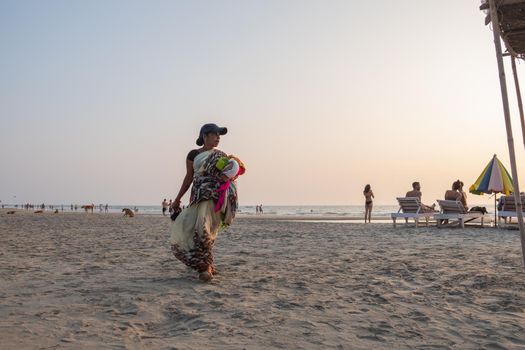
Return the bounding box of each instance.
[196,123,227,146]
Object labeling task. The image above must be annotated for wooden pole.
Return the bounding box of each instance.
[489,0,525,268]
[495,194,497,227]
[511,56,525,149]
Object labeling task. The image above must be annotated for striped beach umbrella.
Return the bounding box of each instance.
[469,154,514,195]
[470,154,514,225]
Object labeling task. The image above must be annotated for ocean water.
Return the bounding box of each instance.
[6,204,498,219]
[237,205,400,218]
[6,204,399,218]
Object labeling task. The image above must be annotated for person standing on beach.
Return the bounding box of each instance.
[169,123,245,282]
[162,199,168,216]
[363,184,374,223]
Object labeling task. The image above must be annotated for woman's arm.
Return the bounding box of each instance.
[460,192,467,205]
[173,159,194,209]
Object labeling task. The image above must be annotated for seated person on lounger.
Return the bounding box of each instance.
[444,180,468,210]
[458,181,468,210]
[406,181,436,212]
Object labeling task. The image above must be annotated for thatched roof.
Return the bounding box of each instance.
[481,0,525,57]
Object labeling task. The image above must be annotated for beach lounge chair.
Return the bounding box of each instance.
[435,200,485,228]
[498,195,525,225]
[391,197,434,228]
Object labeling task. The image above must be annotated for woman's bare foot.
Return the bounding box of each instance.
[199,266,215,282]
[199,271,212,282]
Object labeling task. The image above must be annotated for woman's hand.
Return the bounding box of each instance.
[172,159,194,211]
[171,198,182,211]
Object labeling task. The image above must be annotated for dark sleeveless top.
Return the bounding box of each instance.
[187,149,200,162]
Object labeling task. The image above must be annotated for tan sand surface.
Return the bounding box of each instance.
[1,211,524,349]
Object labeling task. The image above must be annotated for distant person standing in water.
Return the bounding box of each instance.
[363,184,374,223]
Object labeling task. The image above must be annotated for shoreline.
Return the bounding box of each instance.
[238,214,391,221]
[1,208,494,224]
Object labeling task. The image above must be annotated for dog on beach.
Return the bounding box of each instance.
[6,211,15,214]
[34,210,43,214]
[122,208,135,217]
[469,206,488,214]
[81,205,94,213]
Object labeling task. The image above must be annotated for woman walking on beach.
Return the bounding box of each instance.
[170,123,245,282]
[363,184,374,223]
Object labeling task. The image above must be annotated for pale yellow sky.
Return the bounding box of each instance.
[1,1,524,206]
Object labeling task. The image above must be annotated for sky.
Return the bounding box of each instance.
[1,0,525,206]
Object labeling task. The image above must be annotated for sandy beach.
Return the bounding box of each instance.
[1,210,524,349]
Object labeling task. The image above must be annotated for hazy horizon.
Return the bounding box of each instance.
[2,1,525,207]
